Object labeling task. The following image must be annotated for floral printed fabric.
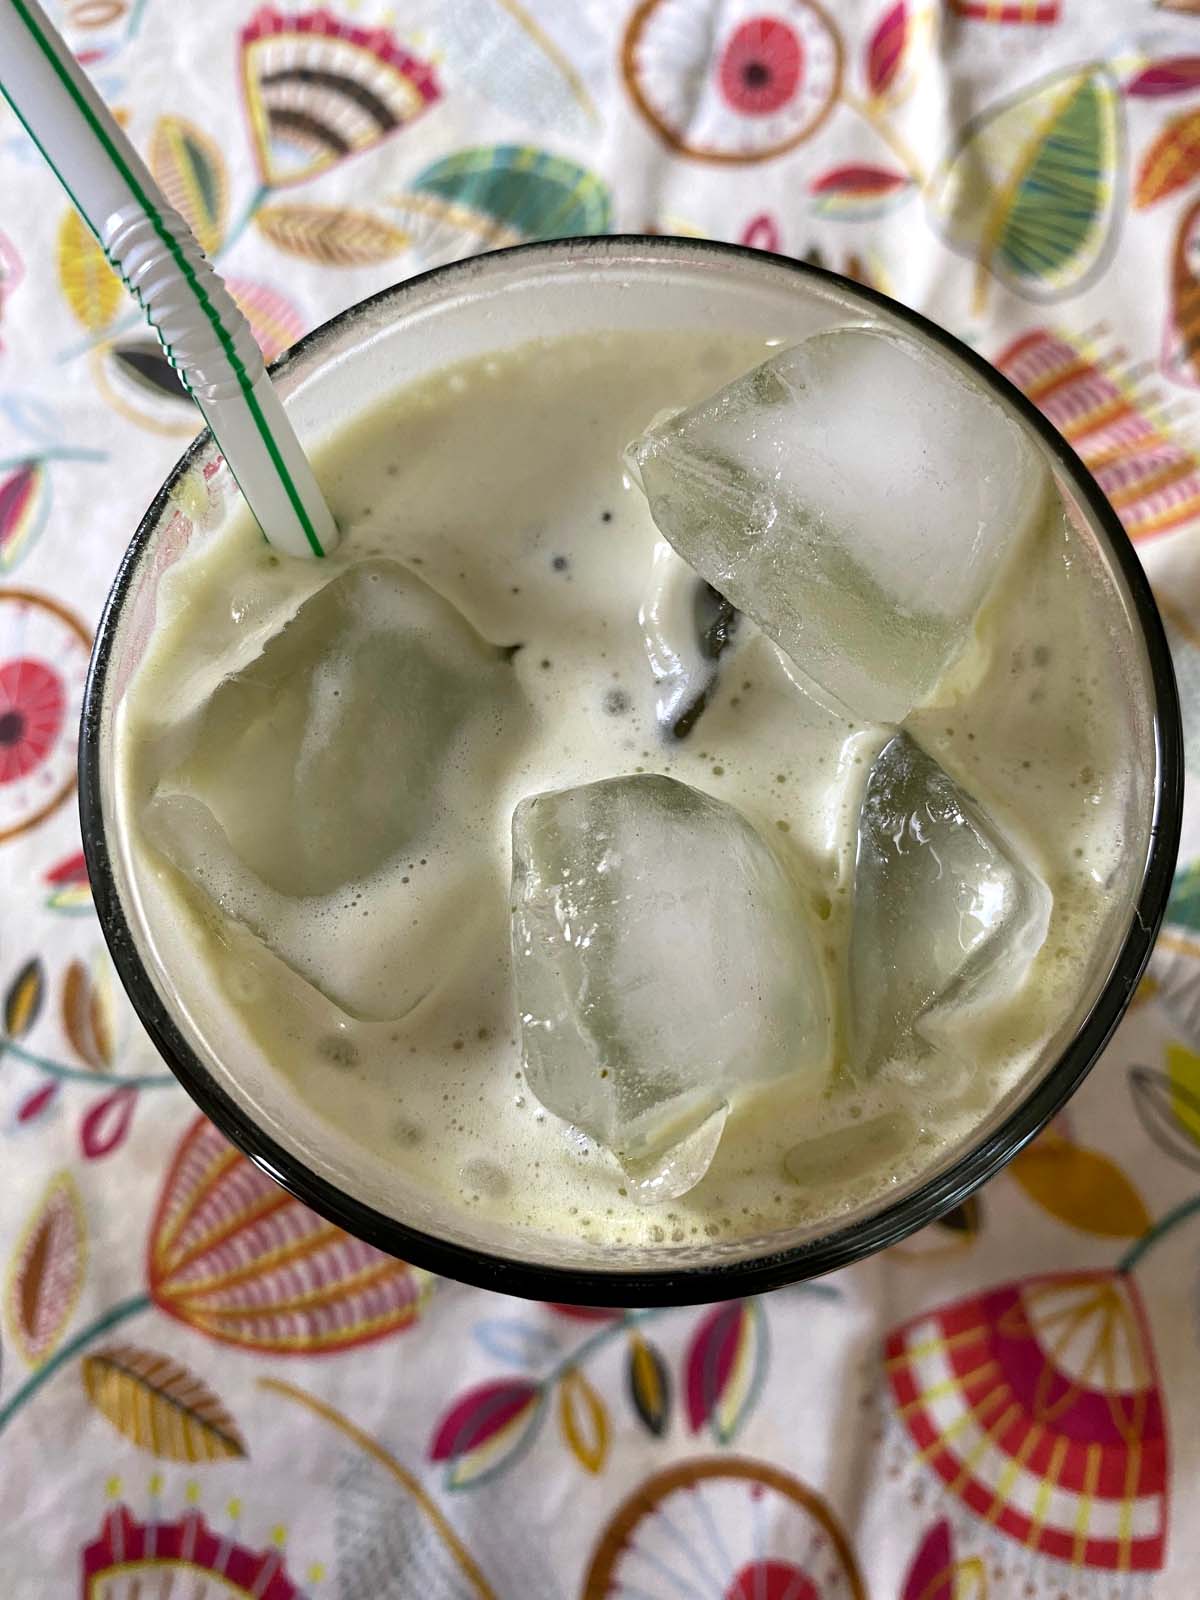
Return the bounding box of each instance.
[1,1,1200,1595]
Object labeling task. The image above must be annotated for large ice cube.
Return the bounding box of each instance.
[146,559,524,1019]
[511,774,830,1202]
[164,559,512,897]
[629,326,1048,723]
[850,732,1052,1071]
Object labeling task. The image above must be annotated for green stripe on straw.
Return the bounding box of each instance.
[1,0,330,557]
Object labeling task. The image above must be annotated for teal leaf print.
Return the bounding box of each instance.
[1165,860,1200,933]
[472,1318,561,1369]
[929,66,1124,312]
[408,145,611,242]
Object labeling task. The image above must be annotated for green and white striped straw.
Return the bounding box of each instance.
[0,0,338,558]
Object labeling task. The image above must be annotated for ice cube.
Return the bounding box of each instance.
[629,325,1048,723]
[784,1110,915,1189]
[146,559,524,1019]
[639,540,740,738]
[166,559,513,897]
[511,773,830,1202]
[850,732,1052,1072]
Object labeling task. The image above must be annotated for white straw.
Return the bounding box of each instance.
[0,0,339,558]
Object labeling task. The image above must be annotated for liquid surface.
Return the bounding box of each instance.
[118,330,1146,1250]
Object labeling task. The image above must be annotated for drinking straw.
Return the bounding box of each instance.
[0,0,338,558]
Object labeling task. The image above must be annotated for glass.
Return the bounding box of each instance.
[79,238,1184,1305]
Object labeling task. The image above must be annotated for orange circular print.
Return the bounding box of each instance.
[581,1456,866,1599]
[622,0,844,165]
[0,588,91,842]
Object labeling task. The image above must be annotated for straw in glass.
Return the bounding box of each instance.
[0,0,339,558]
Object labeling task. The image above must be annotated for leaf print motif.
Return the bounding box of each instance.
[253,204,409,266]
[937,1194,983,1235]
[0,393,59,449]
[684,1300,766,1444]
[6,1172,85,1366]
[1135,107,1200,208]
[57,209,121,332]
[44,849,92,913]
[397,146,611,267]
[4,957,44,1038]
[1165,860,1200,932]
[80,1086,138,1159]
[82,1344,246,1461]
[1167,1042,1200,1143]
[67,0,127,24]
[1009,1133,1151,1236]
[949,0,1059,16]
[1166,199,1200,397]
[108,340,190,404]
[472,1318,561,1368]
[865,2,907,99]
[1129,1063,1200,1172]
[62,958,114,1071]
[1126,58,1200,98]
[62,960,93,1065]
[418,146,611,237]
[148,116,228,256]
[740,212,783,252]
[1150,851,1200,1038]
[429,1378,543,1489]
[627,1332,671,1437]
[928,66,1123,310]
[0,462,47,573]
[16,1081,59,1125]
[901,1520,954,1600]
[225,278,305,363]
[0,231,24,353]
[810,163,912,217]
[546,1303,622,1322]
[558,1367,609,1474]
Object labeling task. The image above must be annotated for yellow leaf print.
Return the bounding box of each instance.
[558,1366,609,1474]
[1010,1133,1152,1237]
[1166,1043,1200,1146]
[57,210,121,332]
[82,1344,246,1462]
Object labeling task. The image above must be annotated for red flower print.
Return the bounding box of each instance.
[83,1505,303,1597]
[0,658,65,784]
[886,1270,1168,1572]
[582,1458,866,1599]
[727,1561,818,1600]
[719,18,803,114]
[622,0,842,166]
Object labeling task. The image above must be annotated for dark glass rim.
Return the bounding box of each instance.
[79,236,1184,1306]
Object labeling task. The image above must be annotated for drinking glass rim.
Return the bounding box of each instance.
[78,235,1185,1306]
